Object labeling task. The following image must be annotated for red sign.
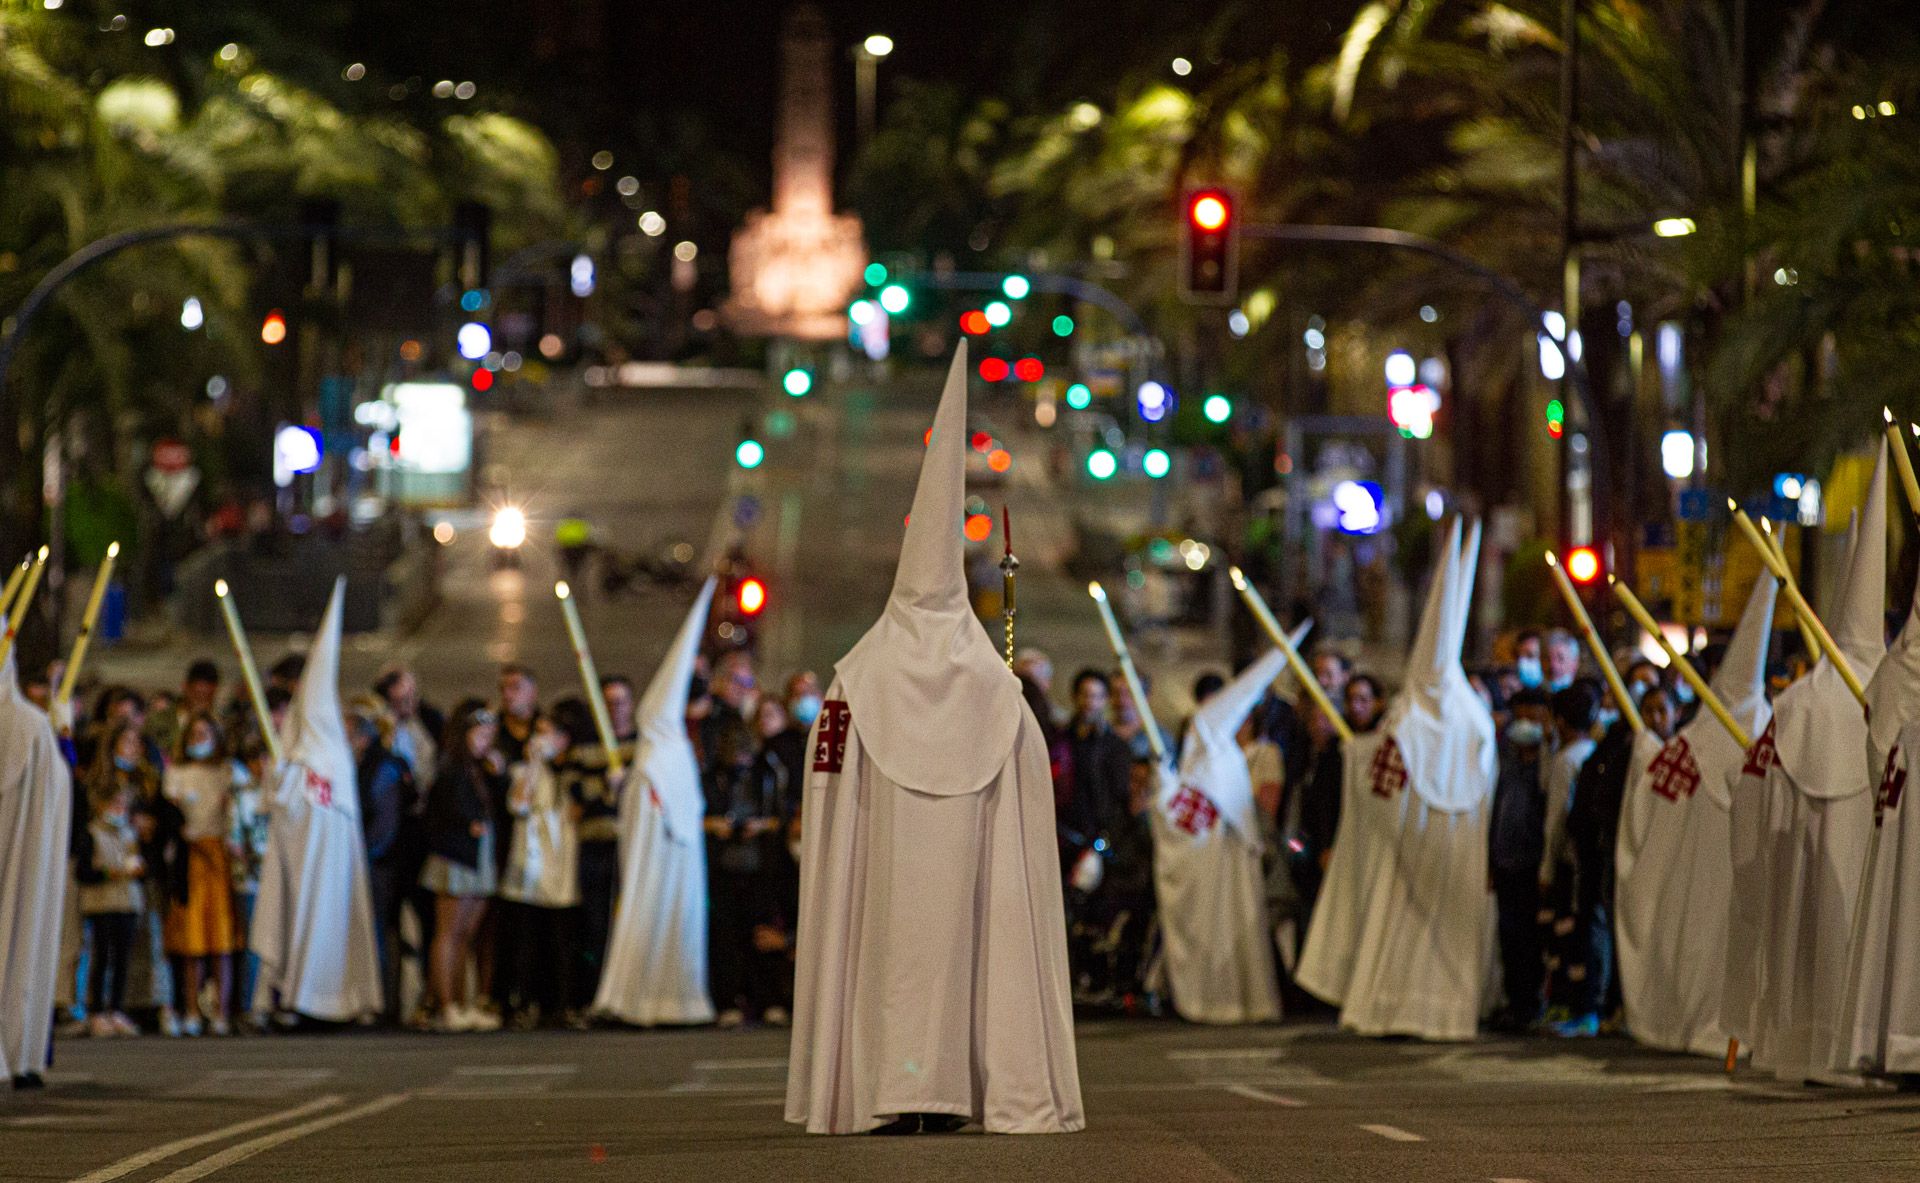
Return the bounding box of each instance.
[151,438,192,473]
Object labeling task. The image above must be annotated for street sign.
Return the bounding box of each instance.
[1677,488,1713,522]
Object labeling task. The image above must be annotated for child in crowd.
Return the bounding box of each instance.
[162,713,242,1036]
[76,785,145,1037]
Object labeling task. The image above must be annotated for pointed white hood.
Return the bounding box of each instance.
[281,579,357,819]
[1866,485,1920,779]
[835,343,1023,796]
[634,578,715,844]
[1692,570,1778,809]
[1776,441,1887,801]
[1385,518,1494,812]
[1173,622,1310,843]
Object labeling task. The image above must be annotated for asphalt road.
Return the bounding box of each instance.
[8,1020,1917,1182]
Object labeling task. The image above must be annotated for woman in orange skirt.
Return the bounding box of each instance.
[162,713,242,1036]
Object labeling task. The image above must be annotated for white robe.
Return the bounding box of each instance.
[1294,734,1393,1006]
[785,684,1083,1134]
[593,754,713,1026]
[1617,726,1746,1057]
[1153,649,1287,1025]
[249,760,384,1020]
[1732,711,1874,1084]
[0,682,72,1079]
[1836,722,1920,1073]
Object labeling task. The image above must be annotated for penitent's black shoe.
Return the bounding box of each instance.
[867,1114,921,1136]
[12,1072,46,1090]
[917,1114,968,1134]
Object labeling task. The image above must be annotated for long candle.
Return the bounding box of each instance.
[215,579,282,765]
[1230,566,1353,744]
[556,581,624,779]
[1088,581,1168,763]
[1730,502,1864,705]
[1545,553,1645,734]
[1762,521,1822,665]
[1609,575,1751,748]
[1887,407,1920,517]
[0,555,29,619]
[54,542,119,713]
[0,547,50,670]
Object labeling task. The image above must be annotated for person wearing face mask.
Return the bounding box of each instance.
[768,671,821,793]
[160,714,242,1036]
[1488,688,1553,1032]
[1513,630,1546,691]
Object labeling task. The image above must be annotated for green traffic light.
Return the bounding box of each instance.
[1143,448,1171,479]
[879,284,910,314]
[1052,314,1074,337]
[984,300,1012,327]
[735,439,766,469]
[864,262,888,286]
[1203,394,1233,424]
[1065,383,1092,410]
[1086,448,1118,481]
[782,369,813,397]
[1002,274,1031,299]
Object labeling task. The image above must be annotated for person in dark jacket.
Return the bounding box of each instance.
[1489,688,1552,1032]
[419,707,506,1032]
[555,696,626,1020]
[1059,670,1134,866]
[348,696,412,1025]
[703,712,791,1026]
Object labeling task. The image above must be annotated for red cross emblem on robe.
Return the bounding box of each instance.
[1648,736,1701,802]
[1741,720,1777,780]
[1369,737,1407,799]
[1878,745,1907,828]
[812,700,851,774]
[304,767,333,809]
[1167,783,1220,836]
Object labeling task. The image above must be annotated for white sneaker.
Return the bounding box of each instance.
[160,1009,183,1038]
[761,1006,790,1027]
[88,1014,116,1038]
[181,1016,205,1038]
[716,1008,745,1030]
[435,1007,474,1033]
[209,1018,232,1037]
[463,1005,502,1033]
[110,1012,140,1037]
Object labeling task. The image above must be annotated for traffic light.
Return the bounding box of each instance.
[1065,383,1092,410]
[1001,274,1030,299]
[1143,448,1172,479]
[1180,187,1239,304]
[1565,546,1602,585]
[1052,314,1075,337]
[452,200,492,290]
[864,262,888,286]
[735,439,765,469]
[1202,394,1233,424]
[260,310,288,345]
[1086,448,1118,480]
[737,577,768,616]
[878,284,910,314]
[1546,398,1566,440]
[959,311,990,336]
[782,368,813,397]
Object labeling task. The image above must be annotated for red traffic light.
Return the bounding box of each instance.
[959,310,990,336]
[1014,357,1044,382]
[979,357,1010,382]
[1189,192,1231,231]
[1566,547,1602,585]
[261,310,288,345]
[471,368,495,392]
[737,577,767,616]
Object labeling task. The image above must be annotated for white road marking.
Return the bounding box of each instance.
[452,1065,578,1076]
[1223,1084,1306,1108]
[150,1093,409,1183]
[66,1095,344,1183]
[691,1058,787,1071]
[176,1068,336,1098]
[1358,1123,1426,1143]
[1167,1047,1289,1061]
[1491,1177,1540,1182]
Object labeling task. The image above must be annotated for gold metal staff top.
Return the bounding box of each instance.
[1000,506,1018,668]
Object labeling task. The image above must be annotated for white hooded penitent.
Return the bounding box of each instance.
[595,577,717,1027]
[1616,567,1775,1057]
[1729,441,1886,1083]
[249,579,383,1021]
[786,342,1083,1135]
[1153,635,1298,1025]
[0,616,73,1082]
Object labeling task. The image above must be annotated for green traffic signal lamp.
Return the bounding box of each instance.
[864,262,888,286]
[782,368,813,397]
[735,439,766,469]
[879,284,910,314]
[1002,274,1030,299]
[1086,448,1118,481]
[1052,314,1075,337]
[1203,394,1233,424]
[1065,383,1092,410]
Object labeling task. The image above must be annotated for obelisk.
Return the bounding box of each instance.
[724,4,868,341]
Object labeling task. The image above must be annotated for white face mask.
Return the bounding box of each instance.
[1516,655,1544,689]
[1507,718,1546,748]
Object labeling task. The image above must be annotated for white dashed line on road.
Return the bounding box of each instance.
[691,1058,788,1070]
[452,1065,578,1076]
[1358,1123,1426,1143]
[1222,1084,1306,1108]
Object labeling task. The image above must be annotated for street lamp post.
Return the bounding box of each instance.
[854,34,893,151]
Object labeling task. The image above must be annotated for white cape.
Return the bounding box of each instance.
[249,580,382,1021]
[785,682,1083,1133]
[1616,574,1775,1057]
[1840,720,1920,1072]
[1153,647,1289,1024]
[0,633,73,1079]
[595,578,716,1026]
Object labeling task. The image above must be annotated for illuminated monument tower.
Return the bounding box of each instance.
[725,5,868,341]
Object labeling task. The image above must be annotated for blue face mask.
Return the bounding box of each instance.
[1515,655,1544,689]
[1673,680,1696,705]
[186,740,216,761]
[1507,718,1546,748]
[789,695,823,727]
[113,755,138,773]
